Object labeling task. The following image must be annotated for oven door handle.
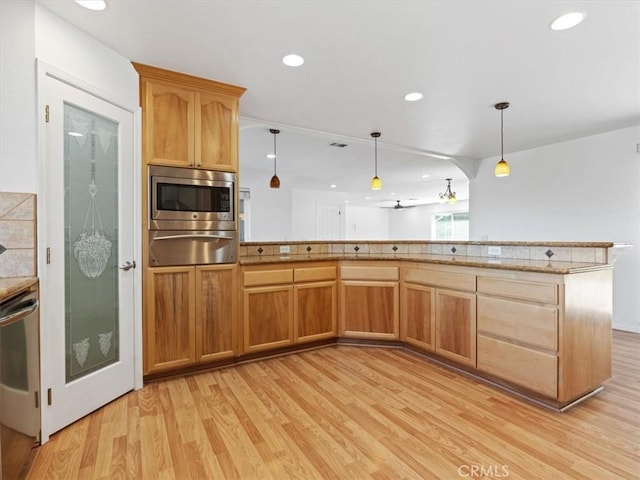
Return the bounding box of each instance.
[153,234,232,241]
[0,299,38,328]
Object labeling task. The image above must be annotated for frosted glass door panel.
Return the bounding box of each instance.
[64,104,119,382]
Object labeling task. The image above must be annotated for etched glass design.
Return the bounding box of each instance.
[64,104,119,382]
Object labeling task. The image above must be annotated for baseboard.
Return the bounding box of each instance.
[613,323,640,333]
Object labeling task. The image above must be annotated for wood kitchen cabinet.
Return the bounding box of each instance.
[243,268,295,353]
[401,265,477,367]
[476,269,612,403]
[435,289,476,367]
[339,263,399,340]
[294,266,337,343]
[400,283,436,351]
[241,263,338,353]
[133,62,245,172]
[145,264,237,374]
[145,266,195,373]
[196,265,237,362]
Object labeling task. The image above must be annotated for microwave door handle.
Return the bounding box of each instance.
[153,234,231,241]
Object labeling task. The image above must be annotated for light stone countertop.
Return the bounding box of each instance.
[239,253,612,274]
[0,277,38,301]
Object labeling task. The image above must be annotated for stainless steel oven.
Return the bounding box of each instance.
[0,287,40,480]
[148,230,236,266]
[148,166,237,266]
[149,165,235,231]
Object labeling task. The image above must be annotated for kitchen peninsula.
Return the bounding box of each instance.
[147,239,614,411]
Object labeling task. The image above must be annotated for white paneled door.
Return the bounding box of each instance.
[42,74,135,435]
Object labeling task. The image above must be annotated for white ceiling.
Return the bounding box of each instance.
[37,0,640,206]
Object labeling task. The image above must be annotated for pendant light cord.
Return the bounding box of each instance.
[374,136,378,176]
[273,132,277,175]
[501,108,504,159]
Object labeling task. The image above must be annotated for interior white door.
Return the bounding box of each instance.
[316,203,344,240]
[43,76,135,434]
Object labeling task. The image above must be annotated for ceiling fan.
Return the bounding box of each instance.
[385,200,416,209]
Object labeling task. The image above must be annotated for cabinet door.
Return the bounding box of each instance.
[196,265,237,362]
[401,283,436,351]
[295,281,337,343]
[195,92,238,171]
[142,81,195,167]
[145,267,195,373]
[243,285,294,353]
[340,281,399,340]
[435,289,477,367]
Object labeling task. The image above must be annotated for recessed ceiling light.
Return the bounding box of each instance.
[330,184,337,188]
[404,92,423,102]
[390,192,397,196]
[75,0,106,10]
[365,196,371,200]
[421,174,430,178]
[551,12,586,31]
[266,153,276,159]
[345,200,350,204]
[282,54,304,67]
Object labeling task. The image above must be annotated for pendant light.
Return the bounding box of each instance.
[269,128,280,188]
[439,178,457,204]
[494,102,511,177]
[370,132,382,190]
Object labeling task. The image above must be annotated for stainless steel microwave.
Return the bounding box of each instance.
[149,165,235,231]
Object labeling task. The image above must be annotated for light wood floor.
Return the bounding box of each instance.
[27,331,639,479]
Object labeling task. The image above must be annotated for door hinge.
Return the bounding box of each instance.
[35,390,39,408]
[46,247,51,264]
[45,105,50,123]
[47,388,52,406]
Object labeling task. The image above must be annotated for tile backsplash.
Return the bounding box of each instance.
[0,193,37,277]
[241,240,611,264]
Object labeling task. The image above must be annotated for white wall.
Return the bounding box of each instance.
[241,169,293,241]
[389,200,469,240]
[291,189,349,240]
[344,206,390,240]
[35,6,139,107]
[0,1,37,193]
[470,126,640,332]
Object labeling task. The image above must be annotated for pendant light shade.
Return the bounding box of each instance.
[370,132,382,190]
[269,128,280,189]
[494,102,511,177]
[439,178,457,204]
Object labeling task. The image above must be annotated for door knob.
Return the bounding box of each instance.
[119,260,136,271]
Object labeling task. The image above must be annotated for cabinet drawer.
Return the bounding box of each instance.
[477,277,557,304]
[404,268,475,292]
[478,335,557,398]
[294,266,337,283]
[340,266,398,281]
[243,269,293,287]
[478,296,558,351]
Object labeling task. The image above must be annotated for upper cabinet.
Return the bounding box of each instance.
[133,62,245,172]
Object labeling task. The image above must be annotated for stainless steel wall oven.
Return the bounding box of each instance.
[148,166,237,266]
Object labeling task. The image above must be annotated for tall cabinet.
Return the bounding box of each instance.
[134,63,245,375]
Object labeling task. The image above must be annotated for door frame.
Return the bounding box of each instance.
[36,60,143,443]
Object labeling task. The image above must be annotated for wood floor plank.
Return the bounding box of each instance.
[28,330,640,479]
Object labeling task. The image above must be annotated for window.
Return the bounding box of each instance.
[432,212,469,240]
